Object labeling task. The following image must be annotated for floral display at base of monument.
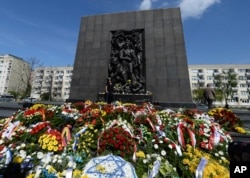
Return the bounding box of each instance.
[0,101,244,177]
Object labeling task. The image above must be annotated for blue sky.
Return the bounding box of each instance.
[0,0,249,66]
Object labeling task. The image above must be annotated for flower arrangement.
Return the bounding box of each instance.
[208,107,242,131]
[0,102,242,178]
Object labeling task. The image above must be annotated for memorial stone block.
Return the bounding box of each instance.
[69,8,193,106]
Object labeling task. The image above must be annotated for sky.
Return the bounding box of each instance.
[0,0,250,66]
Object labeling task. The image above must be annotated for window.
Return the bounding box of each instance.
[239,76,246,80]
[206,69,214,74]
[191,69,198,73]
[207,76,214,80]
[241,91,248,95]
[238,69,246,73]
[192,76,198,81]
[240,83,246,88]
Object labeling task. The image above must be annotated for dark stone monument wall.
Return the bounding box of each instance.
[70,8,193,103]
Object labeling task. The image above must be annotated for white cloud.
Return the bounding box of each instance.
[139,0,153,10]
[178,0,221,20]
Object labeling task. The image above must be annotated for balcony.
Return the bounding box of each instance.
[198,79,205,83]
[213,72,220,76]
[197,72,204,77]
[245,72,250,76]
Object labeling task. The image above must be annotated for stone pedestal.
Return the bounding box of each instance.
[97,93,152,104]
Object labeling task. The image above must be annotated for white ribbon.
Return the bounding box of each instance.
[148,160,161,178]
[73,127,87,151]
[195,157,207,178]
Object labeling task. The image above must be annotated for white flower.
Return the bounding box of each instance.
[218,151,224,155]
[156,156,161,161]
[37,152,44,159]
[0,139,4,145]
[143,159,148,164]
[68,161,74,168]
[161,150,166,156]
[215,153,219,157]
[204,128,210,133]
[20,143,26,148]
[168,144,173,149]
[152,139,156,142]
[16,146,21,150]
[221,156,227,161]
[154,144,159,149]
[151,154,157,158]
[159,140,163,144]
[19,150,27,158]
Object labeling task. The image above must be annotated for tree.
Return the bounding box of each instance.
[40,92,50,101]
[192,88,205,103]
[23,57,43,98]
[213,68,238,108]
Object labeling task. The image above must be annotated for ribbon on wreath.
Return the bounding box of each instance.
[177,123,196,148]
[61,125,72,147]
[195,157,208,178]
[200,124,221,150]
[73,126,87,151]
[2,121,20,139]
[146,118,156,132]
[163,137,182,156]
[207,124,221,149]
[39,108,46,121]
[132,144,137,162]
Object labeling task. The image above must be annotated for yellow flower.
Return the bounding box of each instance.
[80,175,89,178]
[96,164,106,173]
[136,151,146,158]
[73,169,83,177]
[182,158,190,165]
[47,165,56,173]
[12,156,23,163]
[48,146,54,151]
[53,147,58,152]
[30,104,46,110]
[234,127,246,134]
[26,173,35,178]
[43,138,49,144]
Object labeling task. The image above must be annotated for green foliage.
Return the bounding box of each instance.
[213,68,238,105]
[192,88,205,103]
[8,91,20,99]
[40,92,50,100]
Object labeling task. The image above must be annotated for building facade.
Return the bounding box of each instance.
[188,64,250,107]
[31,66,73,101]
[0,54,30,95]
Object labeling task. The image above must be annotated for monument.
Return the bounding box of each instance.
[69,8,194,107]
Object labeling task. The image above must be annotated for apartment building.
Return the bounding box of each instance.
[0,54,30,95]
[188,64,250,107]
[31,66,73,101]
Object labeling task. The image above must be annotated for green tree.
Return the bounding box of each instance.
[8,91,21,100]
[40,92,50,101]
[192,88,205,103]
[213,68,238,108]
